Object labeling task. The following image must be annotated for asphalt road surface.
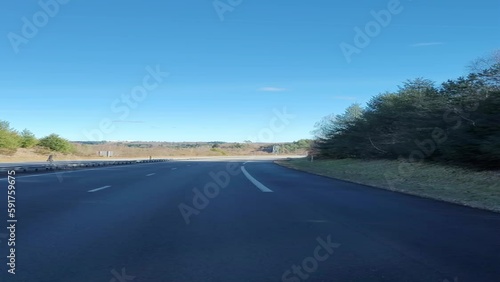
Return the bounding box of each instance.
[0,160,499,282]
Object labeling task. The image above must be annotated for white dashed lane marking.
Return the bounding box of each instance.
[87,186,111,193]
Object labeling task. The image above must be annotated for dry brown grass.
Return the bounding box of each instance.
[0,143,306,163]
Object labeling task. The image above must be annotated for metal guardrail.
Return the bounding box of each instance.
[0,159,170,173]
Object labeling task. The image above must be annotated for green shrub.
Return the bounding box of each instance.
[38,134,75,153]
[0,121,21,150]
[210,148,227,155]
[20,129,38,148]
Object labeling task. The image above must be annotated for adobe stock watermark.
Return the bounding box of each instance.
[178,162,242,224]
[49,155,96,184]
[46,160,65,183]
[339,0,404,63]
[213,0,243,21]
[7,0,70,54]
[47,65,167,184]
[281,235,340,282]
[384,96,487,189]
[247,107,295,143]
[177,106,294,225]
[82,65,169,142]
[109,268,135,282]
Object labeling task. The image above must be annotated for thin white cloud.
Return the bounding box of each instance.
[258,87,287,92]
[112,120,145,123]
[411,42,444,47]
[333,96,357,101]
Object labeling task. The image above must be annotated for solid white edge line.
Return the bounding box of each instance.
[241,166,273,193]
[87,185,111,193]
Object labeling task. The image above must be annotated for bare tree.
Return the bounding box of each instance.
[468,49,500,73]
[468,50,500,85]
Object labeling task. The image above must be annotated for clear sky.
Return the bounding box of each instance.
[1,0,499,142]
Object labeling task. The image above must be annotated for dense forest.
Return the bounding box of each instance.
[312,52,500,169]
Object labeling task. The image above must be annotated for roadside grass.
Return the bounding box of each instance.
[276,158,500,213]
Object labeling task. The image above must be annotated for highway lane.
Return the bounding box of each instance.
[0,160,499,281]
[244,162,500,281]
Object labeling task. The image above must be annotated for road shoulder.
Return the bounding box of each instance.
[275,158,500,213]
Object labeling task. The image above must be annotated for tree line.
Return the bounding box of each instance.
[312,51,500,169]
[0,121,75,154]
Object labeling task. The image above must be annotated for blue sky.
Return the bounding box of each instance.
[1,0,499,142]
